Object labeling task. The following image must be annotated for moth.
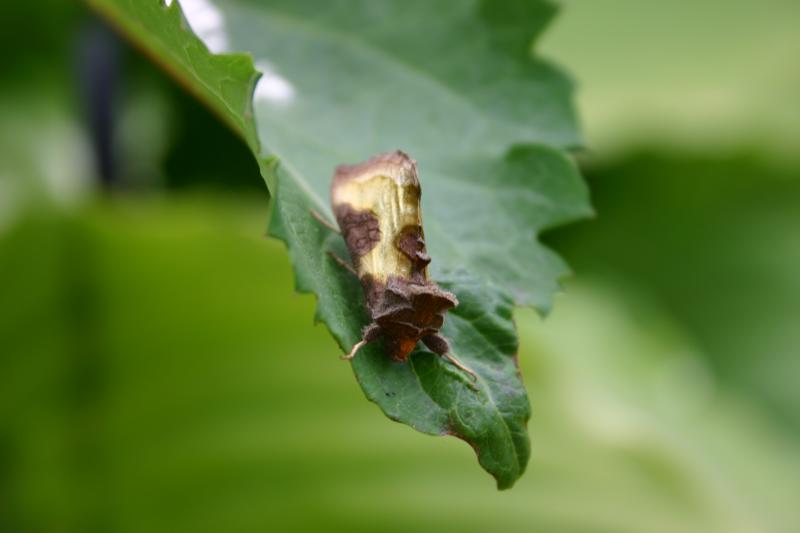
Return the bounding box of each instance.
[314,150,476,380]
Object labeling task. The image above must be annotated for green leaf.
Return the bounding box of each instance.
[88,0,591,488]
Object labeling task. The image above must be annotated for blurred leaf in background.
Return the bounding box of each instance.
[539,0,800,159]
[3,198,799,533]
[551,151,800,436]
[1,0,800,532]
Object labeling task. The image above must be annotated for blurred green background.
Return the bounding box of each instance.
[1,1,799,532]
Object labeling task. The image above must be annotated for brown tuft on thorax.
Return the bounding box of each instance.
[368,276,458,361]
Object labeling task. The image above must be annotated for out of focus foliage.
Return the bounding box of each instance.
[553,151,800,435]
[1,0,799,532]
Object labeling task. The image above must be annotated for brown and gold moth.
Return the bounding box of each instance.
[316,150,476,380]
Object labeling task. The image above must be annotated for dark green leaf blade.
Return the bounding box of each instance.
[87,0,592,488]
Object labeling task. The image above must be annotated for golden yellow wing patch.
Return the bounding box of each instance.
[331,151,426,284]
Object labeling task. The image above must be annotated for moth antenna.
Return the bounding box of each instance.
[310,208,340,234]
[341,339,368,360]
[443,352,479,383]
[326,251,357,276]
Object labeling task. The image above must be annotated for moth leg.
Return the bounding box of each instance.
[326,251,357,276]
[341,339,368,361]
[310,208,340,234]
[423,334,478,383]
[341,323,382,360]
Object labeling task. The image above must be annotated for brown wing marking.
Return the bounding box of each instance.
[334,204,381,259]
